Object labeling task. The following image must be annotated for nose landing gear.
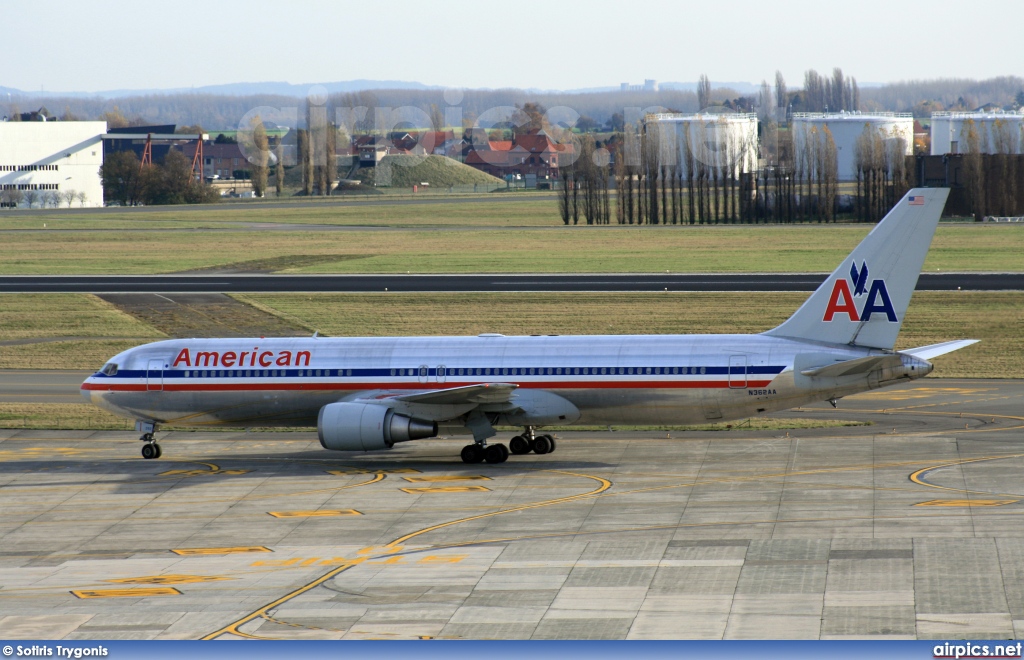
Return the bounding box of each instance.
[136,421,162,459]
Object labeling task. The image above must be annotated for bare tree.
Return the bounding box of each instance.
[297,129,313,196]
[682,124,695,224]
[24,189,38,209]
[697,74,712,111]
[275,142,285,197]
[76,190,88,207]
[774,71,788,113]
[962,120,985,220]
[558,169,572,225]
[758,80,775,124]
[822,127,838,221]
[1,188,24,208]
[62,189,76,208]
[324,123,337,195]
[249,117,269,198]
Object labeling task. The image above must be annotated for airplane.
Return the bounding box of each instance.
[82,188,977,464]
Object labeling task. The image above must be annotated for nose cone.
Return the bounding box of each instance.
[81,373,101,403]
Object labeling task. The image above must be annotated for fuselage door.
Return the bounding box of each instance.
[728,355,747,389]
[418,365,429,384]
[437,365,447,384]
[146,358,164,392]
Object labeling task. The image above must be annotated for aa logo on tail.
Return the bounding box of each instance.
[823,261,898,323]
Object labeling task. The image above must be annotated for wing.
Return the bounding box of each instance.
[392,383,518,406]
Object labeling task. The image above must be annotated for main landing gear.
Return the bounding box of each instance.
[136,421,162,459]
[461,427,557,464]
[461,442,508,464]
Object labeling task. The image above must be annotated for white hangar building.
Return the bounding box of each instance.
[0,120,106,208]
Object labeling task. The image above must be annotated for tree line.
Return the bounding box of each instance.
[100,150,219,206]
[11,73,1020,132]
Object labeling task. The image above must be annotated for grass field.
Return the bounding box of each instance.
[0,291,1018,377]
[0,196,557,230]
[2,223,1023,274]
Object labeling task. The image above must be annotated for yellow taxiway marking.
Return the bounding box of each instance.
[106,574,233,585]
[326,469,420,475]
[71,587,181,599]
[402,475,491,483]
[851,387,996,401]
[159,462,249,477]
[0,447,84,461]
[267,510,362,518]
[400,485,491,494]
[915,499,1019,507]
[171,546,271,556]
[202,469,612,640]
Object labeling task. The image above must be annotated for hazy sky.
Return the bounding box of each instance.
[3,0,1017,93]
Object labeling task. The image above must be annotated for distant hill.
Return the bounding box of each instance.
[0,79,444,99]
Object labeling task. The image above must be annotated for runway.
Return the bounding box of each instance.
[2,272,1022,293]
[1,378,1023,639]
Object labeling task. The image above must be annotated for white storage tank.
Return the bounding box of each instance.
[791,112,913,181]
[930,111,1024,155]
[644,113,759,178]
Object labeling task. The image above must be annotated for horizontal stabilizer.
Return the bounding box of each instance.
[800,354,903,378]
[394,383,518,406]
[899,340,979,361]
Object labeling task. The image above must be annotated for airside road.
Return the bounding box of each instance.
[1,272,1022,294]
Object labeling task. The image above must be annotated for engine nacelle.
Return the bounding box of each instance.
[318,402,437,452]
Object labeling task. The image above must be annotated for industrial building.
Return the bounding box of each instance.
[645,113,759,177]
[930,111,1024,155]
[791,112,914,181]
[0,120,106,208]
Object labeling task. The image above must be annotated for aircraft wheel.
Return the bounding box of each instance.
[461,444,484,464]
[153,443,162,459]
[141,443,158,460]
[540,434,556,452]
[531,436,551,455]
[485,444,509,464]
[509,435,530,455]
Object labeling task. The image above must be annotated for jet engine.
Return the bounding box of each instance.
[317,402,437,452]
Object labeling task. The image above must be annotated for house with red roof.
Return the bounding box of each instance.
[463,129,571,181]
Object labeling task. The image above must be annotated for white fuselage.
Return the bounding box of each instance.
[80,333,929,432]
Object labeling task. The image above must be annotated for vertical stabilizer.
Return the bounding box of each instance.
[765,188,949,350]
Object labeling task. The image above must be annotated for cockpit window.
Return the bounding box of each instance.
[101,363,118,376]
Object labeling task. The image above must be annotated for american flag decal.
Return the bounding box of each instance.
[908,196,924,205]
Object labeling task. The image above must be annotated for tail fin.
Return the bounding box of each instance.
[765,188,949,350]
